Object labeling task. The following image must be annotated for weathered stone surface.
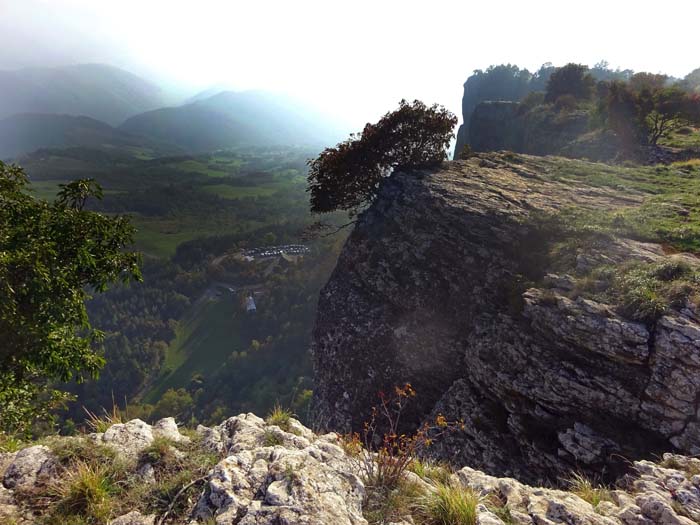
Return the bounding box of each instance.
[100,419,154,458]
[96,417,189,459]
[457,454,700,525]
[2,445,55,490]
[193,414,366,525]
[2,415,700,525]
[109,510,156,525]
[311,153,700,483]
[153,417,190,444]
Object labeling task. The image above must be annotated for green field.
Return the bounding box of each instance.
[29,179,67,200]
[660,127,700,149]
[144,295,246,403]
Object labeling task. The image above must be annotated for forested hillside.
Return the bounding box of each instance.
[14,145,347,432]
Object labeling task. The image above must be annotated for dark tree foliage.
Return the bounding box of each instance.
[628,72,668,93]
[307,100,457,214]
[605,82,700,146]
[604,81,645,147]
[681,67,700,93]
[0,162,140,434]
[545,63,596,103]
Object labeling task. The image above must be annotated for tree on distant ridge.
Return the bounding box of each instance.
[545,63,595,103]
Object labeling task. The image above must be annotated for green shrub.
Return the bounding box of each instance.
[307,100,457,214]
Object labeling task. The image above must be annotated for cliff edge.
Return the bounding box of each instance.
[312,152,700,484]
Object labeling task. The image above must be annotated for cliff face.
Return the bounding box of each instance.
[466,101,619,161]
[312,152,700,484]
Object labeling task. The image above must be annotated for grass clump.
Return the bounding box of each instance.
[136,435,219,520]
[364,478,426,525]
[595,259,700,323]
[48,461,119,524]
[265,403,293,432]
[484,492,515,524]
[659,455,700,478]
[31,430,219,524]
[415,482,480,525]
[141,436,179,466]
[567,472,613,507]
[409,459,453,485]
[0,433,23,452]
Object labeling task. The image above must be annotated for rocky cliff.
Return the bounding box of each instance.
[465,101,620,161]
[312,152,700,485]
[5,415,700,524]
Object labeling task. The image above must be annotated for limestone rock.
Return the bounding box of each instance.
[100,419,154,458]
[193,413,366,525]
[97,418,189,459]
[2,445,55,490]
[153,417,190,444]
[109,510,156,525]
[2,414,700,525]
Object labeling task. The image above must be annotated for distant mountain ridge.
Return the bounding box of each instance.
[0,63,345,156]
[120,89,344,152]
[0,64,171,126]
[0,113,180,159]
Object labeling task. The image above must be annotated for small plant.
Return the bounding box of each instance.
[485,492,515,524]
[415,482,480,525]
[347,384,464,493]
[567,472,612,507]
[458,144,473,160]
[263,429,284,447]
[266,403,293,432]
[142,437,178,466]
[0,432,23,453]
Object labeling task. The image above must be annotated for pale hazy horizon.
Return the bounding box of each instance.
[1,0,698,132]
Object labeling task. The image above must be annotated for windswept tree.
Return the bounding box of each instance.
[307,100,457,215]
[0,163,141,434]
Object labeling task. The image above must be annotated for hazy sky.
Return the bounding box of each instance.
[1,0,698,131]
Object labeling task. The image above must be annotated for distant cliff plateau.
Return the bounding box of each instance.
[312,152,700,485]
